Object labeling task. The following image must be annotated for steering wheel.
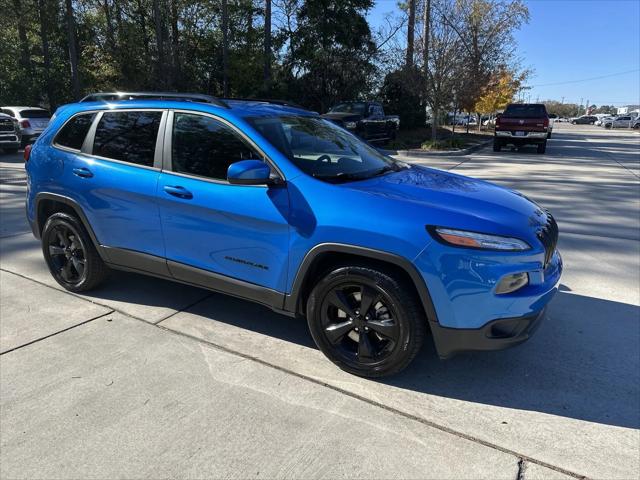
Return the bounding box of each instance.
[317,154,332,163]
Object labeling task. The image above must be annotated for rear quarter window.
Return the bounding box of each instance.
[21,109,50,118]
[54,113,97,150]
[503,104,547,118]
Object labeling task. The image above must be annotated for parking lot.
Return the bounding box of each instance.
[1,123,638,479]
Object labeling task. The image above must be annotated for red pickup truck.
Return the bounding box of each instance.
[494,103,550,154]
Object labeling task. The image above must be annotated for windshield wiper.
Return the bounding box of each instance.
[312,165,399,183]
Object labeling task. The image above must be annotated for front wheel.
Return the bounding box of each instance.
[41,212,109,292]
[306,266,426,377]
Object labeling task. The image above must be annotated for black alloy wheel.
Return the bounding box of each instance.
[321,282,400,364]
[307,266,425,377]
[47,223,87,285]
[42,212,109,292]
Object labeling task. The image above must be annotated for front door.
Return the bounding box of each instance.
[157,111,290,293]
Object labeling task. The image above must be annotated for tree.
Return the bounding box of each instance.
[287,0,377,111]
[423,0,460,139]
[264,0,272,88]
[65,0,81,100]
[474,69,524,115]
[405,0,416,68]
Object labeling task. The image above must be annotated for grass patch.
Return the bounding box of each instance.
[420,137,466,150]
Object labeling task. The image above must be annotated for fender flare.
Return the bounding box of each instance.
[34,193,105,259]
[284,243,440,324]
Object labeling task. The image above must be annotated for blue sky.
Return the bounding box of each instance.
[368,0,640,107]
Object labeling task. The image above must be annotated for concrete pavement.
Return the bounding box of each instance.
[1,123,638,479]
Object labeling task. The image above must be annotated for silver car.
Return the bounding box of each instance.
[0,112,22,153]
[604,115,634,129]
[0,106,51,144]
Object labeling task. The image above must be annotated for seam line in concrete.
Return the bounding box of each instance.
[0,310,113,355]
[155,323,590,480]
[0,268,150,323]
[516,458,527,480]
[153,292,216,325]
[582,135,640,180]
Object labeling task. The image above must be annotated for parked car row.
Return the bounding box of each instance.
[0,106,51,152]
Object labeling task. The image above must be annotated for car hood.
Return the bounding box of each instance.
[345,165,548,240]
[321,112,363,123]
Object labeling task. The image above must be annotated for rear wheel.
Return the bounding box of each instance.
[537,141,547,154]
[547,132,552,139]
[41,212,109,292]
[493,138,502,152]
[306,266,426,377]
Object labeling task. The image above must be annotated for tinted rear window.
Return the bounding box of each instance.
[502,104,547,118]
[54,113,96,150]
[93,111,162,167]
[21,109,50,118]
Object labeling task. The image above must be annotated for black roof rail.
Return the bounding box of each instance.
[222,97,306,110]
[80,92,229,108]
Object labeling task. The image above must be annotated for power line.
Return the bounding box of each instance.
[530,69,640,87]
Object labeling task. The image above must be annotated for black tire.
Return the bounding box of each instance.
[41,212,109,292]
[547,132,552,139]
[493,138,502,152]
[306,266,426,378]
[3,148,18,154]
[605,123,612,129]
[537,141,547,154]
[571,121,576,125]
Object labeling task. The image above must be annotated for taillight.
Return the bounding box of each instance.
[24,144,32,162]
[20,120,30,128]
[495,116,501,127]
[543,117,549,128]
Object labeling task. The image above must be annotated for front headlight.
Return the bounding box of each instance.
[429,227,531,251]
[344,121,357,129]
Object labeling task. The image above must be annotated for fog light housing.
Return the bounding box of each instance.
[495,272,528,294]
[344,121,357,129]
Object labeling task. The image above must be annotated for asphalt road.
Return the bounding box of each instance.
[1,123,638,479]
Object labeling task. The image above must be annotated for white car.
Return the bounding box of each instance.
[0,106,51,145]
[595,116,615,126]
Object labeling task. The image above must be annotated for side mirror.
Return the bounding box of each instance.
[227,159,274,185]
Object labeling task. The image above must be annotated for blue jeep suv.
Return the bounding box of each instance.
[25,92,562,377]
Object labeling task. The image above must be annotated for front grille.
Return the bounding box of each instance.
[0,119,14,132]
[537,212,559,267]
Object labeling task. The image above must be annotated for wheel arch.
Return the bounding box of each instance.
[285,243,440,325]
[35,193,105,259]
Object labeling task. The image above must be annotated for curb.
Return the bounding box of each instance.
[380,139,493,157]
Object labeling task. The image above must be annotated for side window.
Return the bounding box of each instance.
[54,113,96,150]
[172,113,262,181]
[93,111,162,167]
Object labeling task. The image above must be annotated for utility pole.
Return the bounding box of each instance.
[561,96,565,104]
[585,99,589,114]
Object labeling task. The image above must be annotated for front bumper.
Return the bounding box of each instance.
[430,309,546,359]
[0,133,21,149]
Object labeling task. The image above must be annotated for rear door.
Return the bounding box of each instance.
[157,110,290,292]
[56,109,167,263]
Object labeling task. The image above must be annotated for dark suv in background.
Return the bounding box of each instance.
[494,103,550,154]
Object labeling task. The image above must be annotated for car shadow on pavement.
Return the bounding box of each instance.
[92,269,638,430]
[386,290,640,430]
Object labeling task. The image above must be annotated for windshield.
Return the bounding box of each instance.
[247,115,402,183]
[502,104,547,118]
[328,102,366,115]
